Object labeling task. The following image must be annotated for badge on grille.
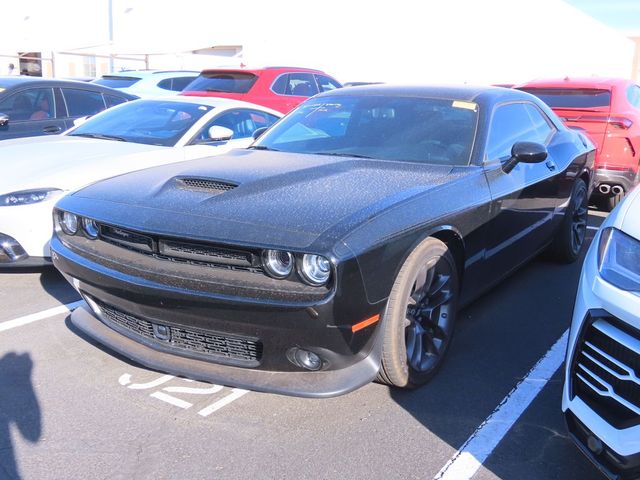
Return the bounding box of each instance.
[152,323,171,341]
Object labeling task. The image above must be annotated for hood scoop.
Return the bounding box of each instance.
[176,177,238,194]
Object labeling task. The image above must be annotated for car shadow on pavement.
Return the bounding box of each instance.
[38,266,81,306]
[388,214,604,479]
[0,352,41,480]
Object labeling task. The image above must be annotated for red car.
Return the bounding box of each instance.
[180,67,342,114]
[516,77,640,210]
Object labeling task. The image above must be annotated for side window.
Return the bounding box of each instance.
[523,104,554,144]
[62,89,107,117]
[194,109,279,142]
[271,74,288,95]
[171,77,197,91]
[157,78,173,91]
[0,88,55,121]
[286,73,319,97]
[486,103,553,161]
[104,94,128,108]
[315,74,341,92]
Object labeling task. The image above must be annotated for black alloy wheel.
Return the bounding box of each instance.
[550,178,588,263]
[571,183,588,256]
[405,259,455,374]
[378,237,459,388]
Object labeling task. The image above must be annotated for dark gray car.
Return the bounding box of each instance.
[0,76,137,140]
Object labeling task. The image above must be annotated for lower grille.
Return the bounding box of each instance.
[92,298,263,366]
[571,316,640,429]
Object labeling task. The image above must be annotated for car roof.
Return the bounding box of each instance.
[198,66,327,75]
[0,76,138,98]
[99,70,199,80]
[514,77,633,90]
[132,95,283,114]
[316,83,529,104]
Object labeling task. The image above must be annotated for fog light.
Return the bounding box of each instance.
[288,347,323,371]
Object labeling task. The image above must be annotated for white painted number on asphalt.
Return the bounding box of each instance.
[118,373,249,417]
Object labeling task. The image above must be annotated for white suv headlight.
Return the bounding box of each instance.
[0,189,63,206]
[598,227,640,292]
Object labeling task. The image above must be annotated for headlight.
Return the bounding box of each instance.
[300,254,331,285]
[82,218,99,239]
[598,227,640,292]
[262,249,294,279]
[0,188,63,206]
[59,211,79,235]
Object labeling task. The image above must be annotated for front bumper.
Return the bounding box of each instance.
[51,236,384,398]
[563,234,640,478]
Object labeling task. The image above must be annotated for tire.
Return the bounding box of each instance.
[377,237,459,389]
[550,179,588,263]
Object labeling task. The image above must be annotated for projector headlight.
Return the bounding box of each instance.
[262,249,294,279]
[82,218,99,239]
[299,254,331,286]
[598,227,640,292]
[59,211,79,235]
[0,188,63,206]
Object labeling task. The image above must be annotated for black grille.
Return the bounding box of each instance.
[177,177,237,193]
[571,317,640,429]
[93,299,263,365]
[158,239,253,267]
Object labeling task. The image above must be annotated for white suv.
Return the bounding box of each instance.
[92,70,199,98]
[563,185,640,479]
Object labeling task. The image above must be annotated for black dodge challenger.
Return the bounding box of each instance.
[51,85,595,397]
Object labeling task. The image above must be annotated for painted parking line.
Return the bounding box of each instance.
[587,226,599,231]
[0,300,84,333]
[434,329,569,480]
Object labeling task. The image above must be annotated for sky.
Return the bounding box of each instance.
[565,0,640,34]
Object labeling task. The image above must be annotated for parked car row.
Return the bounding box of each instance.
[2,66,639,479]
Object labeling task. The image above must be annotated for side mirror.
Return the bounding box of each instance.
[502,141,548,174]
[0,113,9,127]
[73,116,89,127]
[207,125,234,142]
[252,126,268,140]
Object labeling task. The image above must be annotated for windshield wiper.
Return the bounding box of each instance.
[310,152,374,159]
[248,145,279,151]
[72,133,127,142]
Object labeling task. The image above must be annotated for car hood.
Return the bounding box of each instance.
[0,135,170,194]
[63,149,474,251]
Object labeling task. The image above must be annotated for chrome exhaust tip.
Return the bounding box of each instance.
[598,184,611,195]
[611,185,624,196]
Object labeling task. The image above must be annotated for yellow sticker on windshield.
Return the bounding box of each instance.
[452,100,477,111]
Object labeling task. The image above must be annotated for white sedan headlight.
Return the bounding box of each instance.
[0,188,63,206]
[597,227,640,292]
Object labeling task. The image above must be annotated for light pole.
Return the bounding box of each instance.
[108,0,114,72]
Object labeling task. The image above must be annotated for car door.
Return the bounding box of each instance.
[0,87,66,139]
[482,101,563,278]
[184,108,280,160]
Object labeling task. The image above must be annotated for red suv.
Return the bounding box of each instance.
[181,67,342,114]
[516,77,640,210]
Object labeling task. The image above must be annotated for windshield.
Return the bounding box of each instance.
[183,72,258,94]
[254,95,478,166]
[519,88,611,109]
[68,100,212,147]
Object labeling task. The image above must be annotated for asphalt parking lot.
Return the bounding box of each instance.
[0,212,608,480]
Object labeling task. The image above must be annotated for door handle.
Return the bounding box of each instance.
[43,125,62,134]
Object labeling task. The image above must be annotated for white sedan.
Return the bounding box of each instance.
[563,185,640,479]
[0,96,281,266]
